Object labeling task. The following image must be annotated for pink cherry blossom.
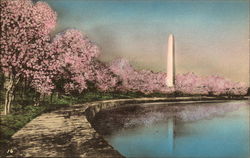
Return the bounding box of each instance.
[109,58,174,94]
[51,29,101,93]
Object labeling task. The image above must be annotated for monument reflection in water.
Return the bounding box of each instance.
[103,101,250,158]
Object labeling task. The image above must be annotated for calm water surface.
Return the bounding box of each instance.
[103,101,250,158]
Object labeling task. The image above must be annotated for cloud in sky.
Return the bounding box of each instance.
[45,0,249,84]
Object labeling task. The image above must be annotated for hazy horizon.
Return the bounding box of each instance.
[44,0,249,84]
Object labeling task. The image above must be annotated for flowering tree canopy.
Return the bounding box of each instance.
[51,29,99,93]
[91,60,118,92]
[51,29,118,93]
[175,73,247,95]
[109,58,174,94]
[175,73,207,95]
[0,0,57,79]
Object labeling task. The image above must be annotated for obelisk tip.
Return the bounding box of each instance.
[169,34,174,39]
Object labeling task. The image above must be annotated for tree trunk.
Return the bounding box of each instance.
[34,92,44,106]
[3,76,19,115]
[4,89,11,115]
[20,79,25,101]
[50,93,53,104]
[42,94,45,102]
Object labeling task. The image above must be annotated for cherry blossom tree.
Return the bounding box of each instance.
[175,73,247,96]
[175,73,208,95]
[91,60,118,92]
[0,0,57,114]
[203,75,247,96]
[51,29,118,94]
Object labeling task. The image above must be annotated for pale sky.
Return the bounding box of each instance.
[44,0,249,84]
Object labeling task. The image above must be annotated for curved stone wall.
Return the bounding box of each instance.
[84,96,240,122]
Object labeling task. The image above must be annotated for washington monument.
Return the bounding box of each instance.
[166,34,175,87]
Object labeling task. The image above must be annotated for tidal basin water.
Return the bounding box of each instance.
[98,101,250,158]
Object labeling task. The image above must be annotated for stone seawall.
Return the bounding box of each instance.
[85,96,246,122]
[8,96,247,157]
